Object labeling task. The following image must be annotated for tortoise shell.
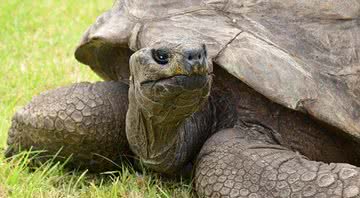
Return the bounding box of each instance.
[75,0,360,140]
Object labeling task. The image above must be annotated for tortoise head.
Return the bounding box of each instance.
[125,41,212,168]
[128,41,212,114]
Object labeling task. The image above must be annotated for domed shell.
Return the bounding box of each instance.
[75,0,360,140]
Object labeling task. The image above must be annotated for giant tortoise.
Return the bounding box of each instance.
[6,0,360,197]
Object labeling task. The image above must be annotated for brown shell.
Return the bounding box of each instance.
[75,0,360,139]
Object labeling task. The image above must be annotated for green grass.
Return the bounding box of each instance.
[0,1,193,197]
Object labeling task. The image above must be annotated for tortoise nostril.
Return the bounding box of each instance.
[186,52,203,62]
[183,45,208,73]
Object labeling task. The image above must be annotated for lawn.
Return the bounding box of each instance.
[0,1,192,197]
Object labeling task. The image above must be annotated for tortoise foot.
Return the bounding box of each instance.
[195,128,360,198]
[6,81,130,172]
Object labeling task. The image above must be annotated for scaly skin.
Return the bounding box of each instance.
[195,128,360,198]
[6,42,360,197]
[6,81,130,171]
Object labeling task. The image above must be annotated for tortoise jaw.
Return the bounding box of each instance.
[139,74,188,86]
[140,74,212,91]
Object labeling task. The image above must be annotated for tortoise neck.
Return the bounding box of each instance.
[125,82,212,174]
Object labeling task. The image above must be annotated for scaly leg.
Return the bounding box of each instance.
[195,128,360,197]
[6,81,130,172]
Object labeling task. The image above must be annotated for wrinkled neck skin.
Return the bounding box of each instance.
[125,77,214,174]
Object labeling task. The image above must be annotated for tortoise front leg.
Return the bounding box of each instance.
[195,128,360,198]
[6,81,130,172]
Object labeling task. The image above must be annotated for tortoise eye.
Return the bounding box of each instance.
[152,48,170,65]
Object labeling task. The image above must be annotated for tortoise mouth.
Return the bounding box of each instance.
[140,74,212,90]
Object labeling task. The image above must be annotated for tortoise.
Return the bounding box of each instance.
[6,0,360,197]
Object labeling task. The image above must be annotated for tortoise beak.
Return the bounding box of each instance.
[172,43,209,76]
[183,44,208,75]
